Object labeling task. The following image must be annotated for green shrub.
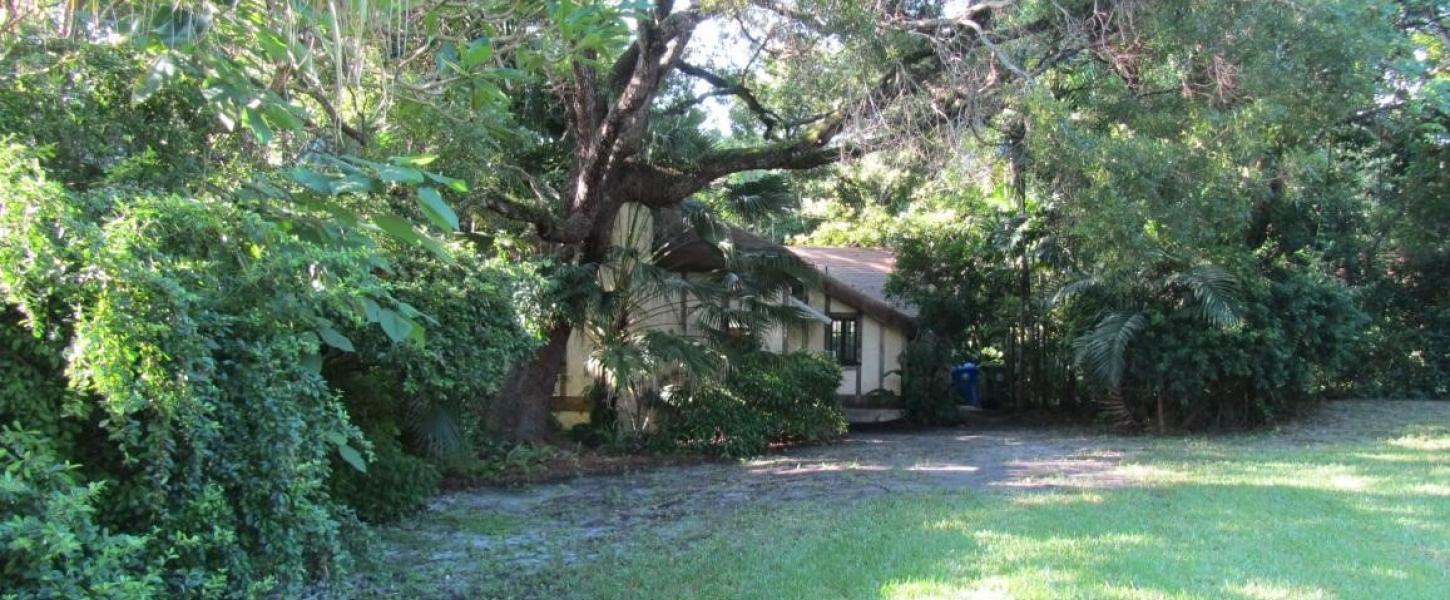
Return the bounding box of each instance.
[656,350,846,458]
[0,427,163,599]
[729,351,847,443]
[1118,268,1365,427]
[0,146,373,595]
[328,240,541,463]
[897,334,958,424]
[328,433,441,524]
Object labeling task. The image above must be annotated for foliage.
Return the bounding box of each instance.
[0,21,541,593]
[0,427,163,599]
[328,431,441,524]
[327,238,542,461]
[1113,269,1365,427]
[897,334,958,425]
[656,350,846,458]
[0,143,378,594]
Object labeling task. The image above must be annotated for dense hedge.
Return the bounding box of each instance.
[1115,269,1365,427]
[0,152,382,594]
[656,350,846,457]
[0,34,545,594]
[0,139,543,594]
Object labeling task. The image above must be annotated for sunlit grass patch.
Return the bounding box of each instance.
[550,414,1450,599]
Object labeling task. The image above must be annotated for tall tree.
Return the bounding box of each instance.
[479,0,1128,440]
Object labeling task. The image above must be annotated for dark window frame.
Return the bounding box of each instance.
[826,313,862,367]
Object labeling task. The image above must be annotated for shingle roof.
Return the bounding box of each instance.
[787,246,918,318]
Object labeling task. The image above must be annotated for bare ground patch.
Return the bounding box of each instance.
[362,425,1143,597]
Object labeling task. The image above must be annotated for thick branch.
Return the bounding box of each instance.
[675,61,785,137]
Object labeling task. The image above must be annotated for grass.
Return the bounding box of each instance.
[361,404,1450,599]
[549,414,1449,599]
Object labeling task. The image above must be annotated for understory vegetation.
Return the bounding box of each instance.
[655,350,846,457]
[0,0,1447,597]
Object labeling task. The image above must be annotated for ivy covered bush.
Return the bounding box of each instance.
[0,149,375,594]
[656,350,846,458]
[0,30,543,593]
[0,427,162,599]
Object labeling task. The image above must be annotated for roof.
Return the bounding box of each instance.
[648,206,917,331]
[786,247,915,316]
[787,247,919,320]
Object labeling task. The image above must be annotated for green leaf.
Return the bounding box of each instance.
[318,327,355,352]
[258,31,291,61]
[425,171,469,193]
[376,308,415,343]
[337,443,367,473]
[361,297,382,322]
[133,53,176,103]
[290,167,334,195]
[378,165,425,184]
[463,36,493,67]
[241,107,273,144]
[417,187,459,231]
[263,103,305,131]
[391,155,438,167]
[372,214,422,245]
[419,233,452,261]
[302,353,323,374]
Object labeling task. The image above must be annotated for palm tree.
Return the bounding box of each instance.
[576,198,817,437]
[1053,260,1244,429]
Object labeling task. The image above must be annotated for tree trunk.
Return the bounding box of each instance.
[486,322,573,443]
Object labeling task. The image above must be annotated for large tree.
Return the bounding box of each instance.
[476,0,1130,440]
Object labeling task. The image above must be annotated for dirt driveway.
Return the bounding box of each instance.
[369,424,1144,596]
[357,401,1448,598]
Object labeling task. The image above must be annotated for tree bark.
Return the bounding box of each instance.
[486,323,573,443]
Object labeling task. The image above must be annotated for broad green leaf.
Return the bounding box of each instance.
[419,233,452,261]
[290,167,334,195]
[337,443,367,473]
[241,107,273,144]
[318,327,355,352]
[417,187,459,231]
[258,31,291,61]
[264,103,305,131]
[463,36,493,67]
[378,165,425,183]
[391,155,438,167]
[133,53,176,103]
[361,297,382,322]
[376,307,414,343]
[373,214,422,245]
[425,171,469,193]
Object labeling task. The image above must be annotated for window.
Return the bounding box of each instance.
[826,315,861,366]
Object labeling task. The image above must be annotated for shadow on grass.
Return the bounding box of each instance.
[550,444,1449,599]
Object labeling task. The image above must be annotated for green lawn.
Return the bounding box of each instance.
[548,411,1449,599]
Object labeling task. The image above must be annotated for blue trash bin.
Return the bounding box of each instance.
[950,362,980,407]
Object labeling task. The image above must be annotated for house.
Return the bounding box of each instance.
[552,204,917,427]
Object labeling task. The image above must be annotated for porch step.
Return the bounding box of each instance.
[844,408,905,423]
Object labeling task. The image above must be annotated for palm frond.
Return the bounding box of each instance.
[642,330,724,378]
[722,175,796,220]
[1073,309,1147,390]
[1164,265,1243,327]
[1049,274,1102,308]
[410,404,464,458]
